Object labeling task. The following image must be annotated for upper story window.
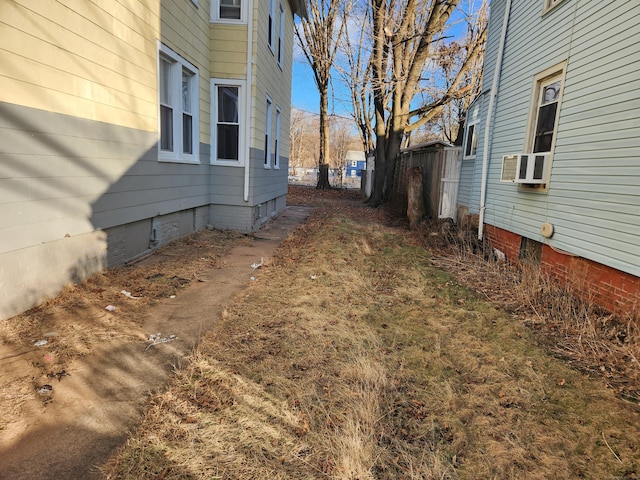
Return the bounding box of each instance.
[531,76,562,153]
[519,62,567,190]
[268,0,276,52]
[212,0,245,23]
[277,3,284,67]
[158,44,199,164]
[463,101,480,159]
[211,79,246,164]
[543,0,566,14]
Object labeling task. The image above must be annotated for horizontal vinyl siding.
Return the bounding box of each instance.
[0,0,159,131]
[481,0,640,276]
[252,0,293,153]
[0,103,210,255]
[250,149,289,205]
[160,0,212,143]
[250,0,293,205]
[209,165,246,205]
[210,24,249,78]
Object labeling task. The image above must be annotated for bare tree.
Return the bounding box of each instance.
[338,2,375,156]
[295,0,353,189]
[429,0,488,145]
[363,0,487,205]
[289,108,320,172]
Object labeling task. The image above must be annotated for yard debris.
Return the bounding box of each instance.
[33,340,48,347]
[250,276,258,282]
[251,257,264,270]
[47,370,70,382]
[105,305,116,312]
[145,333,178,351]
[121,290,142,300]
[310,275,318,280]
[36,385,53,396]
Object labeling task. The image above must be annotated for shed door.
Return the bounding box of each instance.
[438,148,462,220]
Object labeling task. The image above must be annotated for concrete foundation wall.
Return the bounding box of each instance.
[0,231,106,321]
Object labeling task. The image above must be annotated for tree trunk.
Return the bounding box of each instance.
[316,83,332,189]
[382,125,404,202]
[317,163,330,189]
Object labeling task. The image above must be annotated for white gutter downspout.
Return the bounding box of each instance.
[243,0,254,202]
[478,0,512,241]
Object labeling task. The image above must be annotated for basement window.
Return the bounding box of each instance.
[519,237,542,265]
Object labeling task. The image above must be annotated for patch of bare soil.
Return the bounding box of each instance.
[0,229,249,438]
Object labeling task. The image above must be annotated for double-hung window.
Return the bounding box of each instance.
[531,76,562,154]
[277,3,284,67]
[274,106,281,168]
[521,62,566,189]
[463,101,480,159]
[158,44,199,163]
[212,0,245,23]
[211,79,245,164]
[264,96,273,167]
[268,0,276,52]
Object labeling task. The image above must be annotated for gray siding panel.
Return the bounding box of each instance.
[0,102,212,255]
[476,0,640,277]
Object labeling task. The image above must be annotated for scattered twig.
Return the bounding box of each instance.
[601,432,623,464]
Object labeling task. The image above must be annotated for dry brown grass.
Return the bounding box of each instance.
[424,223,640,404]
[102,203,640,480]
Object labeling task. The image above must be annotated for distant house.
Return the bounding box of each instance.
[457,0,640,314]
[345,151,366,178]
[0,0,306,320]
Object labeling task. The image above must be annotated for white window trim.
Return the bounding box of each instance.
[277,3,285,68]
[522,61,568,191]
[158,43,200,164]
[211,0,246,24]
[267,0,276,53]
[264,95,273,168]
[211,78,246,166]
[543,0,566,15]
[463,120,478,160]
[274,106,281,169]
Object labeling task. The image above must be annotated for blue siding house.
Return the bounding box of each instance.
[345,151,366,178]
[457,0,640,314]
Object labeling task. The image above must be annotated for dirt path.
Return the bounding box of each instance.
[0,206,311,480]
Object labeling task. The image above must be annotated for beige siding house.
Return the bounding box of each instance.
[0,0,306,320]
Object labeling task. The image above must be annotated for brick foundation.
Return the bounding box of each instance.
[484,224,640,317]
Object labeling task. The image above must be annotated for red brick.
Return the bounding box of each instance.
[484,224,640,317]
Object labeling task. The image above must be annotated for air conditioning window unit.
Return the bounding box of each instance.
[501,153,550,185]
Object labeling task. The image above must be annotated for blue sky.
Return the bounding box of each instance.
[290,1,485,119]
[291,58,352,117]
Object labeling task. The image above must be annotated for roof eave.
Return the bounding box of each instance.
[288,0,308,19]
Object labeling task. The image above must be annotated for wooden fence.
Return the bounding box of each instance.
[392,144,462,220]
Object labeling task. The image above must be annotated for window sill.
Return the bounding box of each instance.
[158,156,201,165]
[210,18,247,25]
[211,159,244,167]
